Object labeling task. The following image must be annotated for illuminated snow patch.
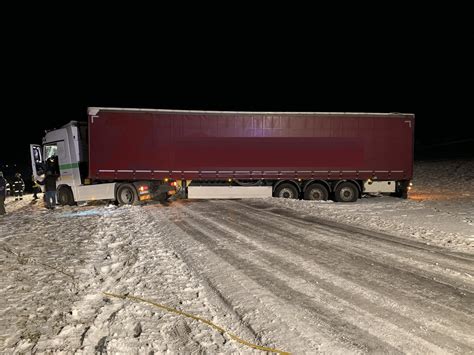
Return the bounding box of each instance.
[59,206,125,218]
[60,209,104,217]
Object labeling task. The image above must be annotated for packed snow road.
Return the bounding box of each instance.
[1,196,473,354]
[168,199,474,353]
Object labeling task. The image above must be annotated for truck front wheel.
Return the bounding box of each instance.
[116,184,139,205]
[58,186,75,206]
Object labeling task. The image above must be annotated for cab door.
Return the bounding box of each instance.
[30,144,44,180]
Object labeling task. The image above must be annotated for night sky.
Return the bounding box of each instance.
[2,12,472,181]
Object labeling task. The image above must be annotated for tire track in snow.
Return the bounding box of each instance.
[219,200,474,308]
[165,211,317,353]
[176,204,458,353]
[214,201,474,316]
[171,199,474,353]
[136,204,267,353]
[175,219,386,353]
[168,203,367,353]
[236,200,474,263]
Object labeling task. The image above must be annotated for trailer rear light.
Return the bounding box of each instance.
[139,185,149,192]
[170,181,177,187]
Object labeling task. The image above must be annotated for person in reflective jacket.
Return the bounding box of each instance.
[32,175,41,200]
[13,172,25,201]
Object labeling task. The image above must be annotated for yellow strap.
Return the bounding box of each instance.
[103,292,290,354]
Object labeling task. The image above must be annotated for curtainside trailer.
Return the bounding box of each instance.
[30,107,414,205]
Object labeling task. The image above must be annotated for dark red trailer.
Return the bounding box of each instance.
[29,108,414,205]
[85,107,414,203]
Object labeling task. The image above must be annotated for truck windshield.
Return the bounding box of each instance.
[44,145,58,160]
[44,144,60,175]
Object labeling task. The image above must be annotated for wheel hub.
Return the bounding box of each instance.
[341,187,354,200]
[120,189,133,203]
[279,188,294,199]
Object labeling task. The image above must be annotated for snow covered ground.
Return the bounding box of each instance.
[1,159,473,353]
[272,159,474,253]
[1,200,250,353]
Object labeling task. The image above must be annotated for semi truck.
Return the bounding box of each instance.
[30,107,414,205]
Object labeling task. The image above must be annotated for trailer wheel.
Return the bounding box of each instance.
[274,183,298,199]
[58,186,75,206]
[116,184,139,205]
[304,183,329,201]
[334,182,358,202]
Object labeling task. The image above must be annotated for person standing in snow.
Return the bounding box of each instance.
[37,170,58,209]
[0,171,6,215]
[13,172,25,201]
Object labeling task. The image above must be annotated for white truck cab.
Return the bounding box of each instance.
[30,121,116,205]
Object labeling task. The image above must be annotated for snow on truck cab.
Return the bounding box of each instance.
[30,108,414,205]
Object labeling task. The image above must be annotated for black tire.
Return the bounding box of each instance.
[57,186,75,206]
[274,183,298,199]
[304,183,329,201]
[334,182,358,202]
[116,184,139,205]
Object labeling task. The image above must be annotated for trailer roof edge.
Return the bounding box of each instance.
[88,107,414,117]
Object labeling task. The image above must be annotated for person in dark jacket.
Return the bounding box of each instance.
[0,171,6,215]
[37,170,58,209]
[13,172,25,201]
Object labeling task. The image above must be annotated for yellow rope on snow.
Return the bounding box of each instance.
[103,292,290,354]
